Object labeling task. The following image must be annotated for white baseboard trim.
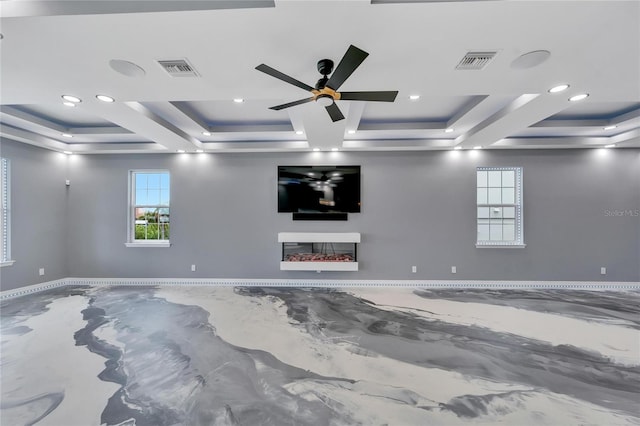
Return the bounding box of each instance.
[0,278,69,301]
[2,277,639,300]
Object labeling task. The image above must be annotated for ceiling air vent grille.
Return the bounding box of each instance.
[455,52,497,70]
[157,59,199,77]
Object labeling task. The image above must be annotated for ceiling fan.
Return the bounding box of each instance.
[256,45,398,122]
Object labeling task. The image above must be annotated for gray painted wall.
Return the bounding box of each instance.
[66,148,639,282]
[1,139,638,289]
[0,139,69,290]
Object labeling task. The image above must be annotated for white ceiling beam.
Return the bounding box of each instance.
[611,108,640,126]
[168,101,292,134]
[447,95,489,129]
[357,121,446,131]
[69,143,166,154]
[0,1,274,18]
[343,139,454,150]
[209,124,293,133]
[493,137,609,148]
[292,102,348,150]
[79,101,201,151]
[0,106,67,133]
[68,127,133,135]
[454,94,575,148]
[611,128,640,144]
[202,141,308,151]
[531,119,610,129]
[168,102,209,132]
[0,125,69,151]
[344,102,366,134]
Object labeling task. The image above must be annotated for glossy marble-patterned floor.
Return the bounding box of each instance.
[1,285,639,425]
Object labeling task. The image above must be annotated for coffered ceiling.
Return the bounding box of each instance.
[1,0,639,154]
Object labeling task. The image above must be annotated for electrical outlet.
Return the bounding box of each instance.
[39,268,45,276]
[600,267,607,275]
[411,266,417,273]
[451,266,457,274]
[191,264,196,272]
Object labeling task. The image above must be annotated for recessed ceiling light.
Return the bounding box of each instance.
[548,84,569,93]
[63,151,73,155]
[331,148,339,152]
[202,131,211,136]
[295,130,304,135]
[473,146,482,150]
[454,146,462,150]
[409,95,420,100]
[603,125,617,130]
[347,130,356,134]
[96,94,115,103]
[445,128,454,133]
[569,93,589,102]
[604,144,616,148]
[63,101,76,107]
[61,133,73,138]
[313,148,320,152]
[233,98,244,103]
[176,149,186,153]
[62,95,81,103]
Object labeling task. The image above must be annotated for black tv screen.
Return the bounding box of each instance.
[278,166,361,213]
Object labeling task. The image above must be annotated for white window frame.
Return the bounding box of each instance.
[476,166,525,248]
[1,158,14,266]
[125,170,171,248]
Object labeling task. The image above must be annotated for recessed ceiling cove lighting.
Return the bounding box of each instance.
[233,98,244,103]
[61,133,73,138]
[196,149,204,153]
[96,94,115,103]
[202,131,211,136]
[295,130,304,135]
[604,144,616,148]
[347,130,356,134]
[63,102,76,107]
[473,146,482,150]
[313,148,320,152]
[409,95,420,100]
[548,84,569,93]
[331,148,339,152]
[176,150,186,153]
[454,146,462,150]
[63,151,73,155]
[62,95,81,103]
[603,125,617,130]
[569,93,589,102]
[445,128,454,133]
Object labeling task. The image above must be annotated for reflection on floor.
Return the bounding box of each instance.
[1,286,639,425]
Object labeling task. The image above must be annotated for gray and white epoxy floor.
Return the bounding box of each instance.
[1,285,639,425]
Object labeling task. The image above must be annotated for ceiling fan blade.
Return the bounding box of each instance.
[326,45,369,91]
[325,102,345,122]
[339,91,399,102]
[269,97,314,110]
[256,64,314,92]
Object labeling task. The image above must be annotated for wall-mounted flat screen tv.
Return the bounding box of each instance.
[278,166,361,213]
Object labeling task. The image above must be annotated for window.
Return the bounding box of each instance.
[476,167,525,247]
[127,171,170,247]
[1,158,13,266]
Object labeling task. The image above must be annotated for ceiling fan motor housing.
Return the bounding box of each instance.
[317,59,334,76]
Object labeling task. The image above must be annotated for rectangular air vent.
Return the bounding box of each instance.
[455,51,497,70]
[157,59,199,77]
